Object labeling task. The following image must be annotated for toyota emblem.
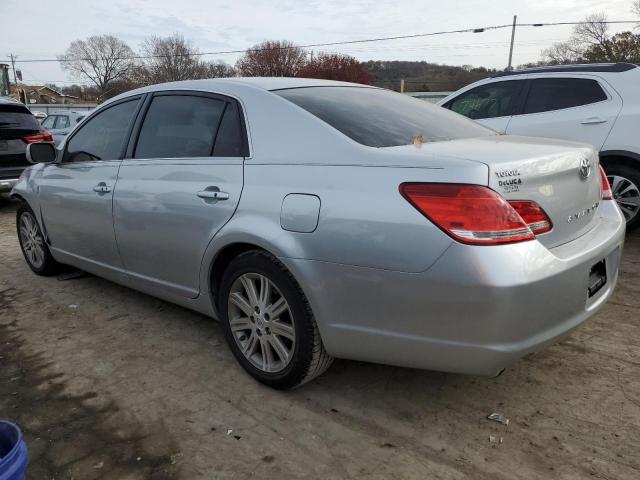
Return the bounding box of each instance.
[579,158,591,180]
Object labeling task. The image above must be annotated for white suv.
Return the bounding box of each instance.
[439,63,640,230]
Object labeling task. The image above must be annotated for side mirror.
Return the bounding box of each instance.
[26,143,56,164]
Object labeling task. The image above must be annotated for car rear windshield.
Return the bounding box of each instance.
[0,104,40,133]
[274,86,494,148]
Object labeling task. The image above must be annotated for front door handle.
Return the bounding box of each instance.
[197,187,229,201]
[93,182,112,194]
[581,117,607,125]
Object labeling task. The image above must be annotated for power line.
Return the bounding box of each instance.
[11,19,640,64]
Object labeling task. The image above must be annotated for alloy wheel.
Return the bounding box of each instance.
[227,273,296,373]
[19,212,45,269]
[607,174,640,223]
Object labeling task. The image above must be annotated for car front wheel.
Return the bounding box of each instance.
[219,250,333,389]
[16,204,62,276]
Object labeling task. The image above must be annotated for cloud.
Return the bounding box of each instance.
[2,0,634,85]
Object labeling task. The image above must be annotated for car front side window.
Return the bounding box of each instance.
[64,99,139,163]
[55,116,70,129]
[41,115,56,129]
[446,80,523,120]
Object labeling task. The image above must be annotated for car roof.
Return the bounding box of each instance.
[0,97,24,106]
[0,98,33,113]
[214,77,371,90]
[492,63,637,78]
[109,77,376,100]
[48,110,87,115]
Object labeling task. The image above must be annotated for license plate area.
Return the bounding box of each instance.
[588,259,607,298]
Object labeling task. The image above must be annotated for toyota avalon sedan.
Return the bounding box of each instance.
[12,78,625,389]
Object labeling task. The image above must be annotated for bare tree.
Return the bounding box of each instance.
[634,0,640,17]
[574,13,613,57]
[140,34,235,83]
[541,40,583,64]
[206,61,236,78]
[540,13,612,64]
[236,40,307,77]
[142,34,197,82]
[58,35,135,98]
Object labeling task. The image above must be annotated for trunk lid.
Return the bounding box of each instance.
[385,135,602,248]
[482,137,601,248]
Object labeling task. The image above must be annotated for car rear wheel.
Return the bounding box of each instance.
[606,164,640,231]
[219,250,333,389]
[16,204,63,276]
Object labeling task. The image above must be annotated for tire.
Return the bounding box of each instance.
[16,203,63,276]
[219,250,333,389]
[605,163,640,231]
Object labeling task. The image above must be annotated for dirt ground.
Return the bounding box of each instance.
[0,199,639,480]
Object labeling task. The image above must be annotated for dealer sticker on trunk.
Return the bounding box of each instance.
[495,168,522,193]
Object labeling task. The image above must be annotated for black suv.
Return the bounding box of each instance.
[0,99,52,194]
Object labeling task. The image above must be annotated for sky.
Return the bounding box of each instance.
[1,0,638,87]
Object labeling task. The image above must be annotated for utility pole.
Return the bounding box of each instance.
[507,15,517,71]
[8,54,18,86]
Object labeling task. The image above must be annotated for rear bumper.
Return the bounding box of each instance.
[0,177,19,193]
[284,201,626,375]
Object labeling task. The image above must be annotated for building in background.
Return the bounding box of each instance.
[10,84,79,105]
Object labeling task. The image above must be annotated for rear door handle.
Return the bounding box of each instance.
[581,117,607,125]
[93,182,112,194]
[197,187,229,201]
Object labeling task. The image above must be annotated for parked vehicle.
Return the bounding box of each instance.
[13,78,625,388]
[439,63,640,230]
[40,110,88,145]
[0,98,52,194]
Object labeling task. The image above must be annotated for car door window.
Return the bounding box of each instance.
[523,78,607,115]
[55,115,70,129]
[64,99,139,163]
[41,115,56,129]
[135,95,230,159]
[446,81,523,120]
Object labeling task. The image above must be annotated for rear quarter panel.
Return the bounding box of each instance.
[206,156,488,275]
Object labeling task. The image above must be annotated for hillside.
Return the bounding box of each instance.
[363,60,498,92]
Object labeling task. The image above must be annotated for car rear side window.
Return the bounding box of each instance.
[212,101,246,157]
[135,94,242,159]
[65,99,139,162]
[523,78,607,114]
[445,80,523,120]
[275,86,493,148]
[0,104,41,138]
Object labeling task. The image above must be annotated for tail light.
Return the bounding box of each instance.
[399,183,535,245]
[22,131,53,144]
[508,201,553,235]
[599,165,613,200]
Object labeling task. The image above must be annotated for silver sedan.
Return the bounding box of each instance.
[12,78,625,388]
